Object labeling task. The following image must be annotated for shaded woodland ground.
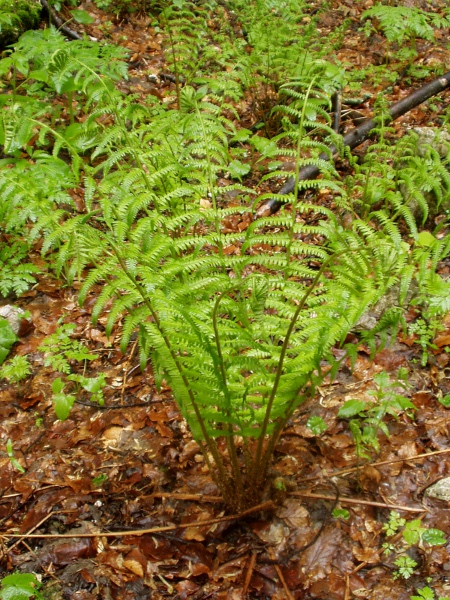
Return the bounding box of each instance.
[1,0,450,598]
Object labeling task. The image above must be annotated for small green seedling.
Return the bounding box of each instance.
[92,473,108,488]
[6,439,25,473]
[333,508,350,520]
[338,370,415,458]
[306,415,327,436]
[411,586,450,600]
[382,511,447,581]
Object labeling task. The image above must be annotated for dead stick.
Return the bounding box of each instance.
[3,511,58,554]
[40,0,83,41]
[267,547,295,600]
[2,500,275,540]
[242,552,257,597]
[256,71,450,217]
[151,492,222,502]
[298,448,450,482]
[290,492,425,513]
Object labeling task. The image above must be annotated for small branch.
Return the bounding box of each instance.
[331,90,342,133]
[298,448,450,482]
[267,548,295,600]
[150,492,222,502]
[290,491,425,513]
[256,71,450,218]
[242,552,258,597]
[2,501,275,540]
[40,0,83,41]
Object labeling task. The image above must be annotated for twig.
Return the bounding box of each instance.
[290,492,425,513]
[75,400,151,409]
[40,0,83,40]
[121,338,138,403]
[150,492,222,502]
[242,552,257,597]
[267,547,295,600]
[4,511,59,555]
[2,501,275,540]
[298,448,450,482]
[331,90,342,133]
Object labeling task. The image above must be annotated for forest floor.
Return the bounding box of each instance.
[1,1,450,599]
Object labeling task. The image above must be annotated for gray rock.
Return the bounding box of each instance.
[425,477,450,501]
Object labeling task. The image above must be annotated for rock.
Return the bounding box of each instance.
[411,127,450,159]
[425,477,450,501]
[0,305,25,334]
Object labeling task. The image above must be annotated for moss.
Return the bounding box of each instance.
[0,0,41,49]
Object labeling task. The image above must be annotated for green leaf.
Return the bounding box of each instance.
[70,9,95,24]
[228,159,251,181]
[333,508,350,520]
[0,318,18,366]
[410,587,436,600]
[6,439,25,474]
[421,528,446,546]
[53,392,76,421]
[438,395,450,407]
[417,231,435,247]
[307,415,327,436]
[0,572,43,600]
[338,399,366,419]
[402,519,424,545]
[250,135,278,157]
[230,129,251,143]
[51,377,65,394]
[92,473,108,487]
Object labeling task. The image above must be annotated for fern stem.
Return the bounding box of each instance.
[284,77,317,280]
[252,252,336,482]
[212,290,246,498]
[107,240,232,499]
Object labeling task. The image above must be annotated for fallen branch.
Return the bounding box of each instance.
[297,448,450,483]
[256,71,450,218]
[2,500,275,540]
[40,0,83,41]
[290,491,425,513]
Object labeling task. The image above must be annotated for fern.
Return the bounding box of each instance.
[1,10,449,511]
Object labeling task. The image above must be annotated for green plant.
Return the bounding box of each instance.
[0,572,43,600]
[407,318,445,366]
[92,473,108,487]
[411,587,450,600]
[38,323,97,374]
[338,370,416,459]
[362,4,450,61]
[0,317,17,365]
[0,0,41,49]
[0,5,449,512]
[50,373,106,420]
[6,438,26,473]
[382,511,447,581]
[0,240,40,297]
[0,354,31,382]
[33,74,426,511]
[306,415,327,436]
[92,0,144,16]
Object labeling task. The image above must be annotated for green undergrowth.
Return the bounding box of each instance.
[0,0,449,510]
[0,0,41,49]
